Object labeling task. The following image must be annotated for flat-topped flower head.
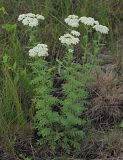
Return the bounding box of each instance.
[93,24,109,34]
[18,14,27,21]
[65,15,79,28]
[79,16,99,26]
[36,14,45,20]
[71,30,80,37]
[26,13,35,18]
[94,20,99,25]
[59,33,79,45]
[18,13,45,27]
[29,44,48,57]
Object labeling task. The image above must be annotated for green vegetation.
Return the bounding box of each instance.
[0,0,123,159]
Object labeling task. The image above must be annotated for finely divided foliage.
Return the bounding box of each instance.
[59,52,90,151]
[30,58,60,150]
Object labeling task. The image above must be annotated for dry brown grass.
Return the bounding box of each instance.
[81,128,123,160]
[88,70,123,127]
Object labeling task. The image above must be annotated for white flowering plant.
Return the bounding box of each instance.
[64,14,109,64]
[64,15,79,28]
[56,23,94,152]
[79,16,109,64]
[54,15,109,151]
[17,12,86,153]
[16,12,109,153]
[17,12,92,152]
[17,13,61,151]
[29,44,48,57]
[18,13,45,46]
[18,13,45,28]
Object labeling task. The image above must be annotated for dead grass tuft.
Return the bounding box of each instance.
[88,70,123,127]
[81,129,123,159]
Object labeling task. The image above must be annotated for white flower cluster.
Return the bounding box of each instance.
[29,44,48,57]
[93,24,109,34]
[64,14,109,34]
[71,30,80,37]
[18,13,45,27]
[79,16,99,26]
[59,33,79,45]
[79,16,109,34]
[64,15,79,28]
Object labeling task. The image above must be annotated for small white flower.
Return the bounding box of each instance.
[28,18,39,27]
[26,13,35,18]
[18,13,45,27]
[59,33,79,45]
[22,18,29,26]
[29,44,48,57]
[65,15,79,28]
[93,24,109,34]
[94,20,99,25]
[36,14,45,20]
[79,16,96,26]
[29,49,37,57]
[18,14,26,21]
[79,17,94,26]
[71,30,80,37]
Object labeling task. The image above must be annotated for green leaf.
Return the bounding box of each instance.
[0,6,7,15]
[13,62,17,70]
[2,23,17,32]
[2,54,9,64]
[119,121,123,128]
